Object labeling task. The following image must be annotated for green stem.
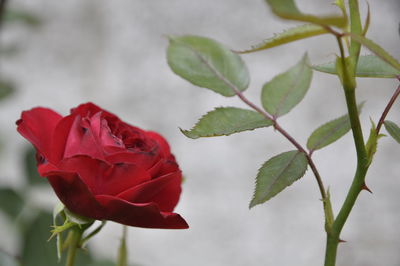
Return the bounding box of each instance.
[65,227,83,266]
[117,226,128,266]
[325,234,339,266]
[324,14,368,263]
[349,0,362,66]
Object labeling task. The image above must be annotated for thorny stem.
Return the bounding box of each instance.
[192,41,330,227]
[233,87,327,200]
[325,4,369,263]
[376,76,400,133]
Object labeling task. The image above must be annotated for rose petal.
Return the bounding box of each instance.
[89,112,126,152]
[62,115,105,160]
[96,195,188,229]
[52,115,106,162]
[70,102,103,117]
[45,171,105,220]
[71,102,118,121]
[37,161,58,176]
[101,161,151,195]
[148,159,179,179]
[55,156,109,194]
[146,131,171,157]
[57,155,151,196]
[51,115,75,162]
[117,171,182,212]
[106,151,160,170]
[16,107,62,159]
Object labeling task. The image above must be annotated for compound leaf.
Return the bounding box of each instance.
[238,24,328,54]
[313,55,400,78]
[181,107,272,139]
[261,54,312,117]
[167,35,249,97]
[265,0,346,27]
[250,150,308,208]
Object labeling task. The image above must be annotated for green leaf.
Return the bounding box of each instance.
[261,54,312,117]
[24,146,46,186]
[22,212,94,266]
[167,35,250,97]
[0,188,24,219]
[348,0,362,65]
[362,3,370,36]
[250,150,308,208]
[21,212,64,266]
[0,80,15,101]
[0,45,20,57]
[349,33,400,71]
[3,9,41,27]
[237,24,328,54]
[313,55,400,78]
[306,104,364,151]
[334,0,347,17]
[307,113,351,151]
[265,0,347,27]
[384,120,400,144]
[181,107,272,139]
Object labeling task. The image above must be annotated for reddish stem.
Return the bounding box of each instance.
[376,76,400,134]
[235,90,326,200]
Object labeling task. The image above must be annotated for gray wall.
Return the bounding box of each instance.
[1,0,400,265]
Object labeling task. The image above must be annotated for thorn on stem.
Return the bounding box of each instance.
[361,183,373,194]
[339,238,347,243]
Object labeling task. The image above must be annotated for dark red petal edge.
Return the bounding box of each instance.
[95,194,188,229]
[116,171,182,212]
[45,170,105,220]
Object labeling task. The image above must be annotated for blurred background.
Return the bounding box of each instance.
[0,0,399,265]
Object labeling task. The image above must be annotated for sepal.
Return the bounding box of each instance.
[50,202,99,261]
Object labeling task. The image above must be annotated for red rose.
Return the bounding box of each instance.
[16,103,188,229]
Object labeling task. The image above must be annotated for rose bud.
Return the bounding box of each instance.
[16,103,188,229]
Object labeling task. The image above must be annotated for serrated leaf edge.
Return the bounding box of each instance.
[312,54,400,78]
[307,115,350,151]
[349,33,400,71]
[262,53,312,117]
[181,107,272,139]
[168,36,248,96]
[236,24,328,54]
[250,151,308,208]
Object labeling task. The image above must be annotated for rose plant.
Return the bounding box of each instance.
[166,0,400,265]
[16,102,188,265]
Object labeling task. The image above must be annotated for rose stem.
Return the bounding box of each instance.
[117,225,128,266]
[65,227,83,266]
